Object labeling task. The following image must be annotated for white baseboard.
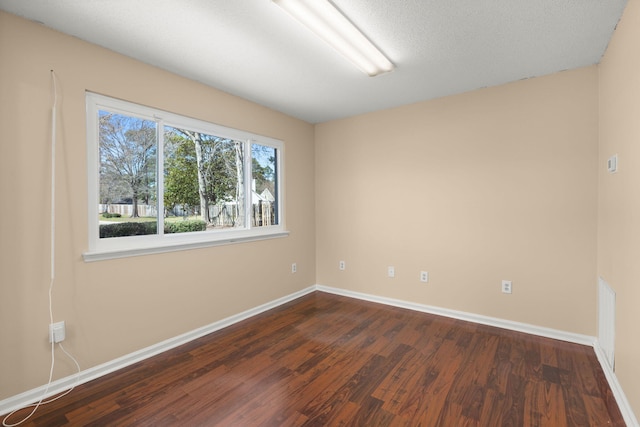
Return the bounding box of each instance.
[0,285,316,416]
[593,339,640,427]
[316,285,595,345]
[3,284,637,426]
[316,284,639,427]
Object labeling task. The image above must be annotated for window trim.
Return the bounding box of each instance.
[83,92,287,262]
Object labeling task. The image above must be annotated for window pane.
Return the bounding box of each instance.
[251,144,278,226]
[164,127,245,233]
[98,111,157,238]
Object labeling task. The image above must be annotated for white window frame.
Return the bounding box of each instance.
[83,92,287,262]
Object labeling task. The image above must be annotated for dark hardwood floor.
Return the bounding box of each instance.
[4,292,625,426]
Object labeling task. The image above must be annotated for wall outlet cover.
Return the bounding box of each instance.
[49,321,66,343]
[502,280,512,294]
[388,266,395,278]
[607,154,618,173]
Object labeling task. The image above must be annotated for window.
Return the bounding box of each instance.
[84,93,286,261]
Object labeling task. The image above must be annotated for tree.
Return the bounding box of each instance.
[99,165,128,213]
[99,113,156,218]
[164,128,241,225]
[251,144,276,195]
[252,157,274,193]
[233,142,245,226]
[164,135,199,216]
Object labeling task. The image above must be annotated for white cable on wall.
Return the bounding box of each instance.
[2,70,81,427]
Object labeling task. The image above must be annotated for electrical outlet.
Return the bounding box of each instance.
[502,280,512,294]
[291,263,297,273]
[388,266,395,278]
[49,321,66,343]
[339,260,346,271]
[420,271,429,283]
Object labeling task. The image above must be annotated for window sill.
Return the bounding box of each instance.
[82,230,290,262]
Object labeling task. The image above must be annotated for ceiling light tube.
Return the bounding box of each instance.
[272,0,394,76]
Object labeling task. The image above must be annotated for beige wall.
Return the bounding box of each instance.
[599,0,640,416]
[0,12,316,400]
[4,4,640,418]
[316,67,599,335]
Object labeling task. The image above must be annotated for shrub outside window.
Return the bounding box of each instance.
[84,93,286,261]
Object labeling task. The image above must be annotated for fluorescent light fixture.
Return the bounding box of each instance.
[272,0,394,76]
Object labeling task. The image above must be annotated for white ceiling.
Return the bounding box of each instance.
[0,0,628,123]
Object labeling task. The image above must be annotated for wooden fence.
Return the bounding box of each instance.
[100,202,275,227]
[100,204,157,217]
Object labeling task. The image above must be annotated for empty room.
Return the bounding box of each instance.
[1,0,639,425]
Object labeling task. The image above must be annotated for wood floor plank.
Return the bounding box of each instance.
[523,381,567,426]
[372,346,422,407]
[2,292,626,426]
